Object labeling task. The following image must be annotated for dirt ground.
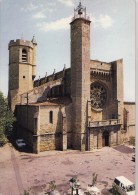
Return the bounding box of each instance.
[0,144,135,195]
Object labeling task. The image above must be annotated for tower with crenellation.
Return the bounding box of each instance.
[8,36,37,110]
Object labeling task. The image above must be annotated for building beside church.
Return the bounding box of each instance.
[8,2,135,153]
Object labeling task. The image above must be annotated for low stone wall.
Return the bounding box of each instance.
[39,134,56,152]
[39,133,66,152]
[129,136,135,146]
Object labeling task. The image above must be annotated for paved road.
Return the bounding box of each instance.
[0,144,24,195]
[0,144,135,195]
[10,146,24,195]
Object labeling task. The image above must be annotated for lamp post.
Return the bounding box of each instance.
[74,181,80,195]
[69,177,81,195]
[69,177,76,195]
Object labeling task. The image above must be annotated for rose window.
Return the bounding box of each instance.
[90,83,107,109]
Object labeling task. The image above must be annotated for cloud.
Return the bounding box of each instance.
[21,2,55,18]
[21,2,38,12]
[36,13,113,32]
[37,15,72,31]
[91,14,113,29]
[99,14,113,28]
[47,2,56,7]
[33,11,46,19]
[58,0,74,7]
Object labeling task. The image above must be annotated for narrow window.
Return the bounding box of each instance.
[49,111,53,124]
[23,76,25,78]
[22,49,27,62]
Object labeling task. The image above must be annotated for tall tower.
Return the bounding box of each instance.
[8,36,37,110]
[70,2,91,150]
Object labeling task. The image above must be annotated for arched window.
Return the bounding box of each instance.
[49,111,53,124]
[22,49,27,62]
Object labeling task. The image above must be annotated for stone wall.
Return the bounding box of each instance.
[90,60,112,70]
[16,105,39,133]
[9,63,19,90]
[90,60,112,122]
[111,59,124,127]
[90,59,123,123]
[121,102,135,144]
[38,103,72,152]
[16,97,72,153]
[34,68,71,96]
[8,39,37,111]
[39,134,56,151]
[124,102,135,127]
[39,106,62,135]
[71,18,91,151]
[21,79,62,104]
[15,105,39,152]
[89,126,120,150]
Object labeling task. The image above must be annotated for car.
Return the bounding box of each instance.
[16,139,26,148]
[112,176,135,195]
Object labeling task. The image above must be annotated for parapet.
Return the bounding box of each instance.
[8,39,34,49]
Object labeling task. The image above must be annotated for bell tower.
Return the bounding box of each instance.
[70,2,91,150]
[8,36,37,110]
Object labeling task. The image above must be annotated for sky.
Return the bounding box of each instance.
[0,0,135,101]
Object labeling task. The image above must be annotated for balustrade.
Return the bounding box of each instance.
[89,119,120,127]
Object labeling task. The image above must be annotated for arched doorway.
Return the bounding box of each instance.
[102,131,109,147]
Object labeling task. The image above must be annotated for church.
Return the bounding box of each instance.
[8,2,135,153]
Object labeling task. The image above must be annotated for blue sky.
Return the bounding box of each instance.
[0,0,135,101]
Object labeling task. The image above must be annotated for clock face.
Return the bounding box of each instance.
[90,83,107,110]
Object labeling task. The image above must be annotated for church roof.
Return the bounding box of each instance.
[29,97,72,106]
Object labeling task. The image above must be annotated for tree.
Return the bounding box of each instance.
[0,91,15,146]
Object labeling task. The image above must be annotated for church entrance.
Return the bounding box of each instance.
[102,131,109,147]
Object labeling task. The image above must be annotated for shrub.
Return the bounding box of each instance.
[0,91,15,146]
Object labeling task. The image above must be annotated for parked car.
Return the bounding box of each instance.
[112,176,135,195]
[16,139,26,148]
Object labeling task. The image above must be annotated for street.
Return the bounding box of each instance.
[0,144,135,195]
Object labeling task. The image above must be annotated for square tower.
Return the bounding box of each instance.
[8,37,37,110]
[70,2,91,150]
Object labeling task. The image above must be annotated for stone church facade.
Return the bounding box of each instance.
[8,3,135,153]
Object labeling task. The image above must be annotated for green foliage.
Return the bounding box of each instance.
[112,185,120,195]
[0,91,15,146]
[49,180,56,191]
[20,189,30,195]
[23,189,30,195]
[92,172,98,186]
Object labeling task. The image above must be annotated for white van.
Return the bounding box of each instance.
[112,176,135,195]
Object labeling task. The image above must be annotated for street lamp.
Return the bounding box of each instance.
[69,177,77,195]
[74,180,80,195]
[69,177,81,195]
